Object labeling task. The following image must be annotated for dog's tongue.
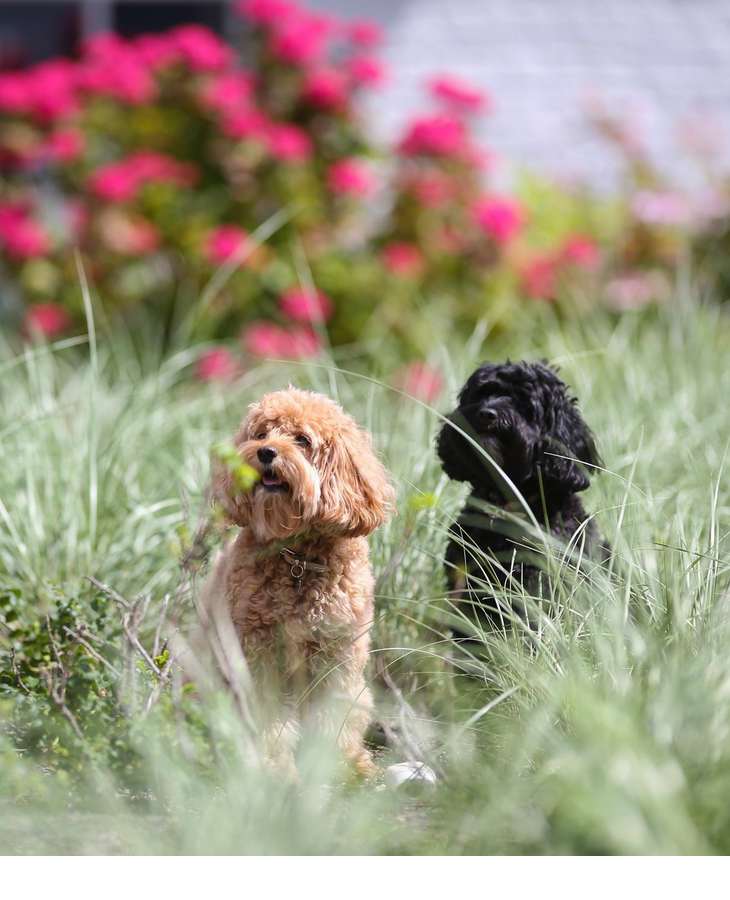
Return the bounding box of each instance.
[262,473,280,486]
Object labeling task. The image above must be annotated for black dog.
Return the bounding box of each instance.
[437,360,608,632]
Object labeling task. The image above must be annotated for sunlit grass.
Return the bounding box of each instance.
[2,297,730,854]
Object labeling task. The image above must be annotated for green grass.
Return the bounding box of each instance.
[2,298,730,854]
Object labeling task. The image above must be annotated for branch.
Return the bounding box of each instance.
[40,667,84,740]
[10,649,31,695]
[85,576,161,676]
[84,575,131,610]
[63,626,121,678]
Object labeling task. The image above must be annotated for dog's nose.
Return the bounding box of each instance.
[480,408,499,426]
[257,445,279,464]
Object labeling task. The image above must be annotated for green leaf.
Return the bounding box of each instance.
[211,442,260,492]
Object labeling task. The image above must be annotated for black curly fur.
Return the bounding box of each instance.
[438,360,609,632]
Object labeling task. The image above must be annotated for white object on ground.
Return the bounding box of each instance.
[383,761,438,796]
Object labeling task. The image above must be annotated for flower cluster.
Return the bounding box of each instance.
[0,0,389,350]
[0,201,50,260]
[89,151,198,203]
[0,0,727,368]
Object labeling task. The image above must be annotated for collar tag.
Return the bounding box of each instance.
[280,549,328,592]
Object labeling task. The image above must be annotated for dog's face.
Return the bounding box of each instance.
[437,361,599,497]
[213,388,394,541]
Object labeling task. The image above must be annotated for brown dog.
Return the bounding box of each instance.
[206,387,394,777]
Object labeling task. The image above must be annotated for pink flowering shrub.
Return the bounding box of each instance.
[0,0,727,365]
[0,0,383,346]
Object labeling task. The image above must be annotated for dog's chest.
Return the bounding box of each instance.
[230,552,355,641]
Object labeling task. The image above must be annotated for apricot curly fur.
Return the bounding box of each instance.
[205,388,394,777]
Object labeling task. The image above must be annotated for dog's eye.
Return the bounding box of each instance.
[295,434,311,447]
[256,432,267,440]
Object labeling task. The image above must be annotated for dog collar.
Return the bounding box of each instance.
[280,547,328,592]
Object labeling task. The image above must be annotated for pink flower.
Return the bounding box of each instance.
[399,113,467,157]
[240,321,323,359]
[89,152,196,203]
[561,234,601,269]
[520,255,557,301]
[428,74,490,114]
[27,59,80,122]
[236,0,301,26]
[265,123,313,163]
[204,225,250,266]
[0,72,32,114]
[241,322,285,358]
[381,242,425,278]
[0,202,28,235]
[133,33,181,70]
[347,20,383,47]
[279,286,333,323]
[221,108,268,140]
[326,158,373,196]
[605,272,666,310]
[89,162,140,203]
[24,302,71,338]
[475,196,524,245]
[410,173,453,209]
[199,71,255,114]
[80,55,156,105]
[347,55,387,87]
[302,68,349,110]
[2,218,50,259]
[172,25,232,72]
[81,32,126,59]
[47,129,85,164]
[99,210,160,255]
[631,190,692,226]
[195,347,239,382]
[78,36,156,104]
[269,17,332,67]
[130,150,198,186]
[240,321,285,357]
[393,362,444,404]
[115,59,157,105]
[283,327,324,359]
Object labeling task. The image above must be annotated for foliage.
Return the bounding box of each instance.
[2,0,728,370]
[2,296,730,853]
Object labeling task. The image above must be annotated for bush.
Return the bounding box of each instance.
[2,0,727,368]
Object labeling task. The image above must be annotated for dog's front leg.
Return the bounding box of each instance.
[261,714,300,779]
[309,635,377,779]
[247,643,301,778]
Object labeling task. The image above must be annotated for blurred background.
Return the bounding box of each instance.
[0,0,729,376]
[3,0,730,185]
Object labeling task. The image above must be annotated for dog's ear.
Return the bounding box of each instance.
[538,377,600,494]
[437,411,472,483]
[317,421,395,537]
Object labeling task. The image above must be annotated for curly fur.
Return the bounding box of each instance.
[437,360,608,631]
[205,387,394,777]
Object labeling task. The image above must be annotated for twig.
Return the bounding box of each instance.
[143,647,176,716]
[40,618,85,742]
[10,649,31,695]
[119,614,161,676]
[40,667,84,740]
[63,626,121,678]
[153,593,169,660]
[45,615,64,670]
[85,576,161,675]
[84,575,132,609]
